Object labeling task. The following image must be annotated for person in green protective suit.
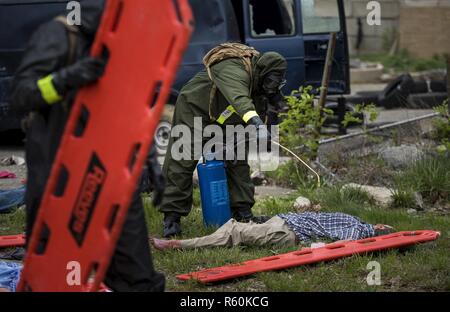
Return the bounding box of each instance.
[159,46,287,238]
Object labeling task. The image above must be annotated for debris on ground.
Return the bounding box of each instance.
[350,60,384,84]
[293,196,312,211]
[414,192,425,211]
[0,156,25,167]
[0,172,16,179]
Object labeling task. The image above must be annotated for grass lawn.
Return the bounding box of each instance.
[1,159,449,292]
[143,187,450,292]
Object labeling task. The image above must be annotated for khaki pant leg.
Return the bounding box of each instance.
[179,217,297,249]
[179,219,239,249]
[239,216,297,247]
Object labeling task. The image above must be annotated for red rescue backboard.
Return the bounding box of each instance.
[177,230,440,283]
[18,0,193,292]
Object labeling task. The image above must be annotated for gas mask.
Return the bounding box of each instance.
[262,72,286,97]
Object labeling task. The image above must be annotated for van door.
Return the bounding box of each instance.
[0,0,68,130]
[241,0,305,95]
[300,0,350,94]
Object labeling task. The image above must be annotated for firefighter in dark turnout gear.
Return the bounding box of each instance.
[159,44,287,238]
[11,0,165,292]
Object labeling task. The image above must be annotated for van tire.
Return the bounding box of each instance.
[378,74,414,109]
[411,80,447,94]
[154,104,174,159]
[346,91,380,106]
[407,93,448,109]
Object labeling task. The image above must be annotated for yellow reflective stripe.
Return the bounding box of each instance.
[216,105,237,125]
[37,75,62,105]
[243,110,258,123]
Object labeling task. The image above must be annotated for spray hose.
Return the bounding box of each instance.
[211,138,321,188]
[270,140,321,188]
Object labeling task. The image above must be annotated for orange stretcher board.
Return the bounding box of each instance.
[177,230,440,283]
[18,0,193,292]
[0,234,26,248]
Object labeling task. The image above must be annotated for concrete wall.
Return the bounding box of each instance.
[344,0,450,57]
[344,0,400,56]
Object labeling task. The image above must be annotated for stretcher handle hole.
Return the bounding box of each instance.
[34,223,51,255]
[111,0,124,33]
[382,233,401,239]
[172,0,183,23]
[205,271,222,275]
[53,165,69,197]
[358,238,376,244]
[73,105,90,138]
[1,236,16,240]
[164,37,177,67]
[101,45,110,63]
[150,81,163,109]
[293,250,313,256]
[107,204,120,232]
[128,143,142,173]
[326,244,345,249]
[403,232,420,237]
[262,256,281,262]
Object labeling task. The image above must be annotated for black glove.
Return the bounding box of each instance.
[146,144,166,206]
[53,56,106,93]
[247,115,271,143]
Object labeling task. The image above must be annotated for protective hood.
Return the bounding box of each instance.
[253,52,287,92]
[79,0,105,36]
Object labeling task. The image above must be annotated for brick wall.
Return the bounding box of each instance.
[399,0,450,58]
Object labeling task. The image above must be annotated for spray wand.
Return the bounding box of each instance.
[213,137,321,188]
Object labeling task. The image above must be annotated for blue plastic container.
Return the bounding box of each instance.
[197,157,231,227]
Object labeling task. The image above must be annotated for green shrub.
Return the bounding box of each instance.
[279,86,333,160]
[359,50,447,73]
[313,185,375,212]
[266,160,317,189]
[391,189,417,209]
[395,155,450,203]
[432,102,450,155]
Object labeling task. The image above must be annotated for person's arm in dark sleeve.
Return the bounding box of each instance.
[209,59,261,124]
[11,21,105,115]
[10,21,69,114]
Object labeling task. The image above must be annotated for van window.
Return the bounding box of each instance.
[249,0,296,37]
[301,0,341,34]
[189,0,240,43]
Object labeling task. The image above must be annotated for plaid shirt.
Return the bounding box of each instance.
[278,212,375,242]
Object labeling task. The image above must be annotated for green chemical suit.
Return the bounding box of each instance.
[159,51,287,231]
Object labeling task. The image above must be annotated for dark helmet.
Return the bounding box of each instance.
[254,52,287,95]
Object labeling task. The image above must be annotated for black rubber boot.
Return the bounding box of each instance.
[163,213,182,238]
[251,215,271,224]
[232,209,270,224]
[232,208,253,223]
